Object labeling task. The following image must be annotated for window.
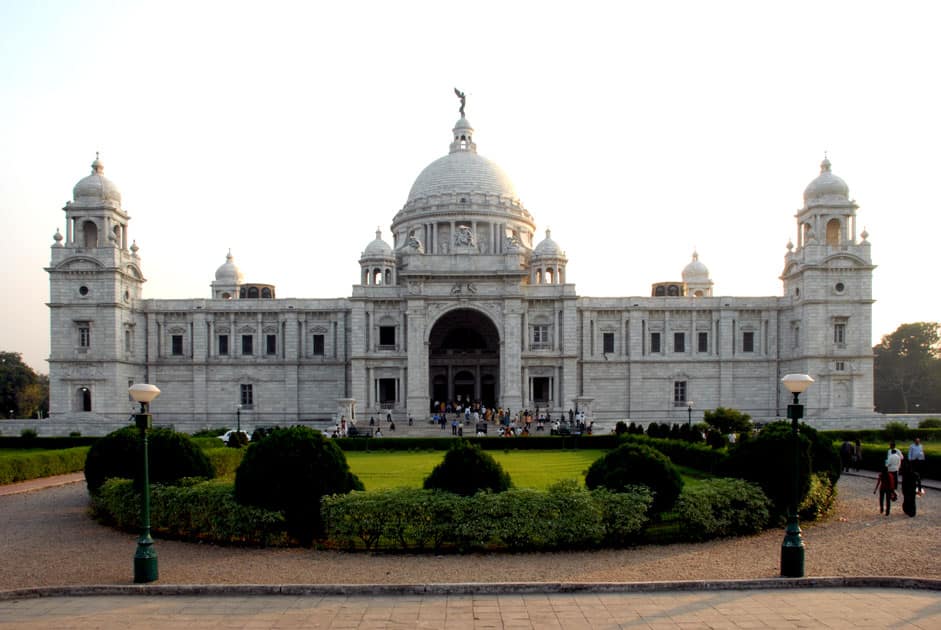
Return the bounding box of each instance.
[240,384,254,407]
[379,325,396,347]
[674,332,685,353]
[603,332,615,354]
[241,334,253,355]
[532,325,550,349]
[834,322,846,345]
[793,325,800,349]
[266,334,277,355]
[78,325,91,348]
[835,361,845,371]
[742,331,754,353]
[218,334,229,356]
[532,377,551,403]
[171,335,184,356]
[674,381,687,405]
[698,331,708,353]
[124,330,131,353]
[313,334,325,355]
[650,332,661,353]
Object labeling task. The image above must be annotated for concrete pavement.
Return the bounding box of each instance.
[1,583,940,629]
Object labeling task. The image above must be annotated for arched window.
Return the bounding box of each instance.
[372,269,383,285]
[384,269,392,285]
[261,287,272,298]
[247,286,259,298]
[82,221,98,248]
[826,219,841,246]
[546,268,555,284]
[655,286,666,296]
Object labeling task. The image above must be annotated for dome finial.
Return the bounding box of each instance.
[91,152,104,175]
[820,152,831,173]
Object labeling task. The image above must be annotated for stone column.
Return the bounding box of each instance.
[406,298,429,418]
[501,299,523,412]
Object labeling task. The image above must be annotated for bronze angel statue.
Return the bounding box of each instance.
[454,88,466,117]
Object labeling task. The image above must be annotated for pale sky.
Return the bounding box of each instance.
[1,1,939,374]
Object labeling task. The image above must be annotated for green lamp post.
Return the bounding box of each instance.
[129,383,161,584]
[780,373,814,578]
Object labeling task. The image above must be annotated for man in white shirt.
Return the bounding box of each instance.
[886,441,904,490]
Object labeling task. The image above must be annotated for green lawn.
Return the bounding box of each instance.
[345,449,607,491]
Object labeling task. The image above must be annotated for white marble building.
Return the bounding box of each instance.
[47,107,876,433]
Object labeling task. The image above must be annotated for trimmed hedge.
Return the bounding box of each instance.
[423,441,511,495]
[322,481,653,551]
[585,443,684,514]
[203,447,246,478]
[90,478,289,546]
[821,428,941,444]
[84,427,214,494]
[0,447,89,484]
[614,434,728,472]
[673,478,771,541]
[333,434,625,452]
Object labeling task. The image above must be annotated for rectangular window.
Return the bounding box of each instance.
[742,331,754,353]
[793,325,800,349]
[171,334,184,356]
[834,322,846,345]
[124,330,131,353]
[379,326,396,347]
[78,325,91,348]
[532,325,550,349]
[240,383,253,407]
[674,380,687,405]
[650,332,661,354]
[674,332,685,353]
[218,334,229,356]
[266,334,277,355]
[835,361,845,371]
[603,332,615,354]
[313,334,325,355]
[241,335,253,356]
[698,331,708,353]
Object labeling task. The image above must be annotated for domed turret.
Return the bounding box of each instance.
[682,251,713,297]
[803,157,849,205]
[359,228,396,286]
[211,250,243,299]
[72,154,122,207]
[531,228,566,285]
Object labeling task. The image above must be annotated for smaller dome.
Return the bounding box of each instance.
[803,157,849,203]
[362,229,393,258]
[214,250,244,284]
[682,251,709,282]
[453,116,473,131]
[533,228,564,257]
[72,155,122,205]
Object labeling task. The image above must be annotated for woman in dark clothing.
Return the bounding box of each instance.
[901,459,917,517]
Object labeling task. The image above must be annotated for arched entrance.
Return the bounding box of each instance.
[428,308,500,409]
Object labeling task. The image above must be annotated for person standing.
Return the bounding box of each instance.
[886,441,904,491]
[854,438,862,471]
[840,440,855,472]
[908,437,926,495]
[901,459,917,517]
[874,465,894,515]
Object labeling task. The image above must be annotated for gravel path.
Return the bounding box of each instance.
[1,475,938,591]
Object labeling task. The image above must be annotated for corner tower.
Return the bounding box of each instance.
[47,156,146,420]
[781,157,875,417]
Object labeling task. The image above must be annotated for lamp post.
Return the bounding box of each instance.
[237,404,242,434]
[128,383,161,584]
[780,373,814,578]
[686,400,694,427]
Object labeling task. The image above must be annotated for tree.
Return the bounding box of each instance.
[702,407,753,436]
[0,352,48,418]
[874,322,941,413]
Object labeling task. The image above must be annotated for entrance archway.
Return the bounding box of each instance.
[428,308,500,409]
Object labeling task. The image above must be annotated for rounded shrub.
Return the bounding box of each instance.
[84,426,214,495]
[584,443,683,514]
[918,417,941,429]
[234,426,363,545]
[423,441,512,496]
[718,420,834,518]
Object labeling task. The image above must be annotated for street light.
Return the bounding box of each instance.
[237,404,242,434]
[128,383,161,584]
[780,373,814,578]
[686,400,694,427]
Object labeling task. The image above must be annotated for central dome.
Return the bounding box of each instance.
[407,150,518,203]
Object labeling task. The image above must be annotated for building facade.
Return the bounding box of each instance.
[47,110,876,433]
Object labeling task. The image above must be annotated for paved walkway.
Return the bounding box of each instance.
[1,585,939,628]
